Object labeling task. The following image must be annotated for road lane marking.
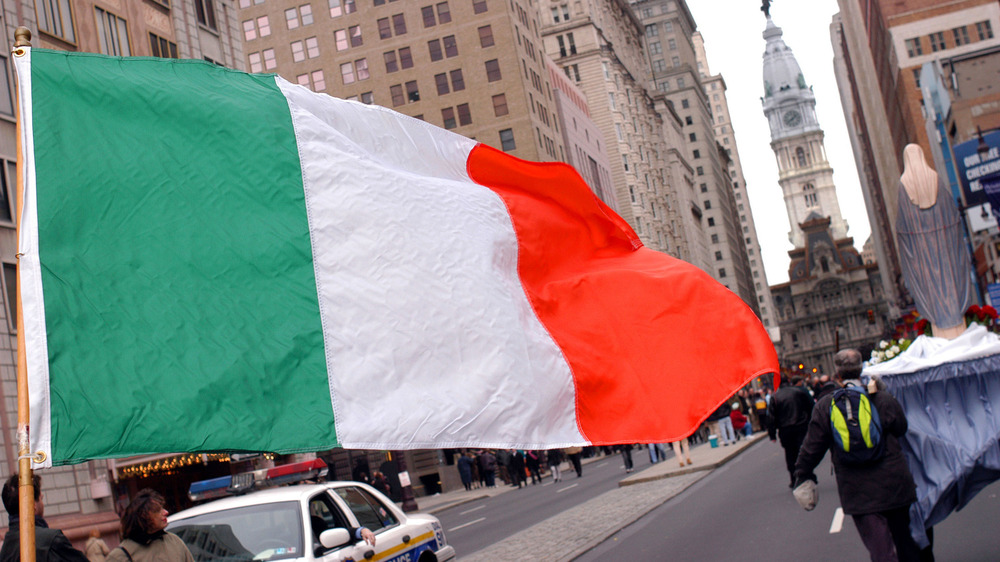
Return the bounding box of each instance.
[449,517,485,532]
[556,483,579,493]
[830,508,844,534]
[459,505,485,515]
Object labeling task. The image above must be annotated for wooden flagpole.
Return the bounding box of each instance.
[13,25,37,562]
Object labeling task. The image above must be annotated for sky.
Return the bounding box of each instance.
[685,0,871,285]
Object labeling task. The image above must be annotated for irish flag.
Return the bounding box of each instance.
[14,49,777,467]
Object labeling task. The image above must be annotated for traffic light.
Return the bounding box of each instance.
[867,309,876,324]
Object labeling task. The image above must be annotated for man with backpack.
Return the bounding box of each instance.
[793,348,920,562]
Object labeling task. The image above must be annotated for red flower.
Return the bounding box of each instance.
[983,305,998,320]
[967,304,982,317]
[915,319,929,333]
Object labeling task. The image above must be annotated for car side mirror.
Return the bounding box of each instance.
[319,528,352,549]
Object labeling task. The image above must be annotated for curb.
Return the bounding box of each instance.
[618,434,765,487]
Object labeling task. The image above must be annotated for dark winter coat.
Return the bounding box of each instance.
[767,385,814,439]
[793,384,917,515]
[1,516,91,562]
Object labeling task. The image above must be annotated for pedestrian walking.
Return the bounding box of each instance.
[617,444,635,473]
[0,474,89,562]
[85,529,110,562]
[565,446,584,477]
[456,452,474,491]
[479,450,497,488]
[768,375,815,487]
[672,437,693,467]
[510,450,527,488]
[707,401,736,446]
[794,349,921,561]
[106,489,196,562]
[647,443,667,463]
[525,451,542,485]
[546,449,564,482]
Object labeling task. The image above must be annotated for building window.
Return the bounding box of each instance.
[378,18,392,39]
[305,37,320,58]
[704,200,711,209]
[442,107,457,129]
[681,99,689,109]
[36,0,77,43]
[913,67,921,88]
[428,39,442,61]
[243,17,270,40]
[393,13,407,35]
[406,80,419,101]
[349,25,362,47]
[95,7,131,56]
[696,166,704,176]
[500,128,515,151]
[473,0,487,14]
[479,25,494,47]
[443,35,458,57]
[0,159,12,222]
[492,93,508,116]
[796,147,808,167]
[693,149,701,159]
[953,26,970,46]
[194,0,217,30]
[437,2,452,23]
[803,183,817,207]
[3,262,15,332]
[668,38,676,50]
[435,72,450,95]
[341,61,355,84]
[286,6,312,29]
[450,69,465,91]
[263,48,276,70]
[929,31,945,52]
[336,30,350,51]
[422,5,436,27]
[718,268,726,278]
[354,58,369,80]
[329,0,356,17]
[711,234,718,243]
[311,70,325,91]
[977,20,994,40]
[652,59,666,72]
[383,50,397,71]
[390,84,405,106]
[649,41,661,54]
[708,217,715,226]
[645,24,658,37]
[485,59,501,81]
[715,251,723,261]
[399,47,413,68]
[291,40,305,62]
[689,132,696,142]
[700,183,707,193]
[457,103,471,125]
[149,33,178,58]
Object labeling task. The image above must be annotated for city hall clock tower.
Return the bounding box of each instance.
[761,15,847,248]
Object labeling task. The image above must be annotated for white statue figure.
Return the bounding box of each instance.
[896,144,972,339]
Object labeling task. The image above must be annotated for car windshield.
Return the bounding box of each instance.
[168,501,304,562]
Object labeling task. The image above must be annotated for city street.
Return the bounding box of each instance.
[425,438,1000,560]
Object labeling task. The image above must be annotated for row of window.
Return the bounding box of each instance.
[39,0,216,46]
[904,20,994,58]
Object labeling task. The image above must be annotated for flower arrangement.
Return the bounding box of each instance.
[867,338,912,366]
[965,304,999,330]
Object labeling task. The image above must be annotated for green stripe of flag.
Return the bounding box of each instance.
[30,50,337,463]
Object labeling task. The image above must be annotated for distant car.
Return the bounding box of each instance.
[168,481,456,562]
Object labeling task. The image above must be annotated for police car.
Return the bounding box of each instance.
[167,481,456,562]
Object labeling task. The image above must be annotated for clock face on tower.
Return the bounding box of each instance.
[783,110,802,127]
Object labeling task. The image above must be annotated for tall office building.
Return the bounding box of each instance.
[0,0,244,543]
[632,0,758,310]
[239,0,565,165]
[540,0,688,257]
[693,32,778,340]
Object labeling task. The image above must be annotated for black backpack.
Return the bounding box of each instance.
[829,385,885,465]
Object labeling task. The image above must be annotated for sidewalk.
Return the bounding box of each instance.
[406,434,766,560]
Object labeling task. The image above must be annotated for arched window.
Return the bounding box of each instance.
[796,147,808,167]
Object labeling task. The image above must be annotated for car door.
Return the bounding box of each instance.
[308,491,366,561]
[328,485,415,561]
